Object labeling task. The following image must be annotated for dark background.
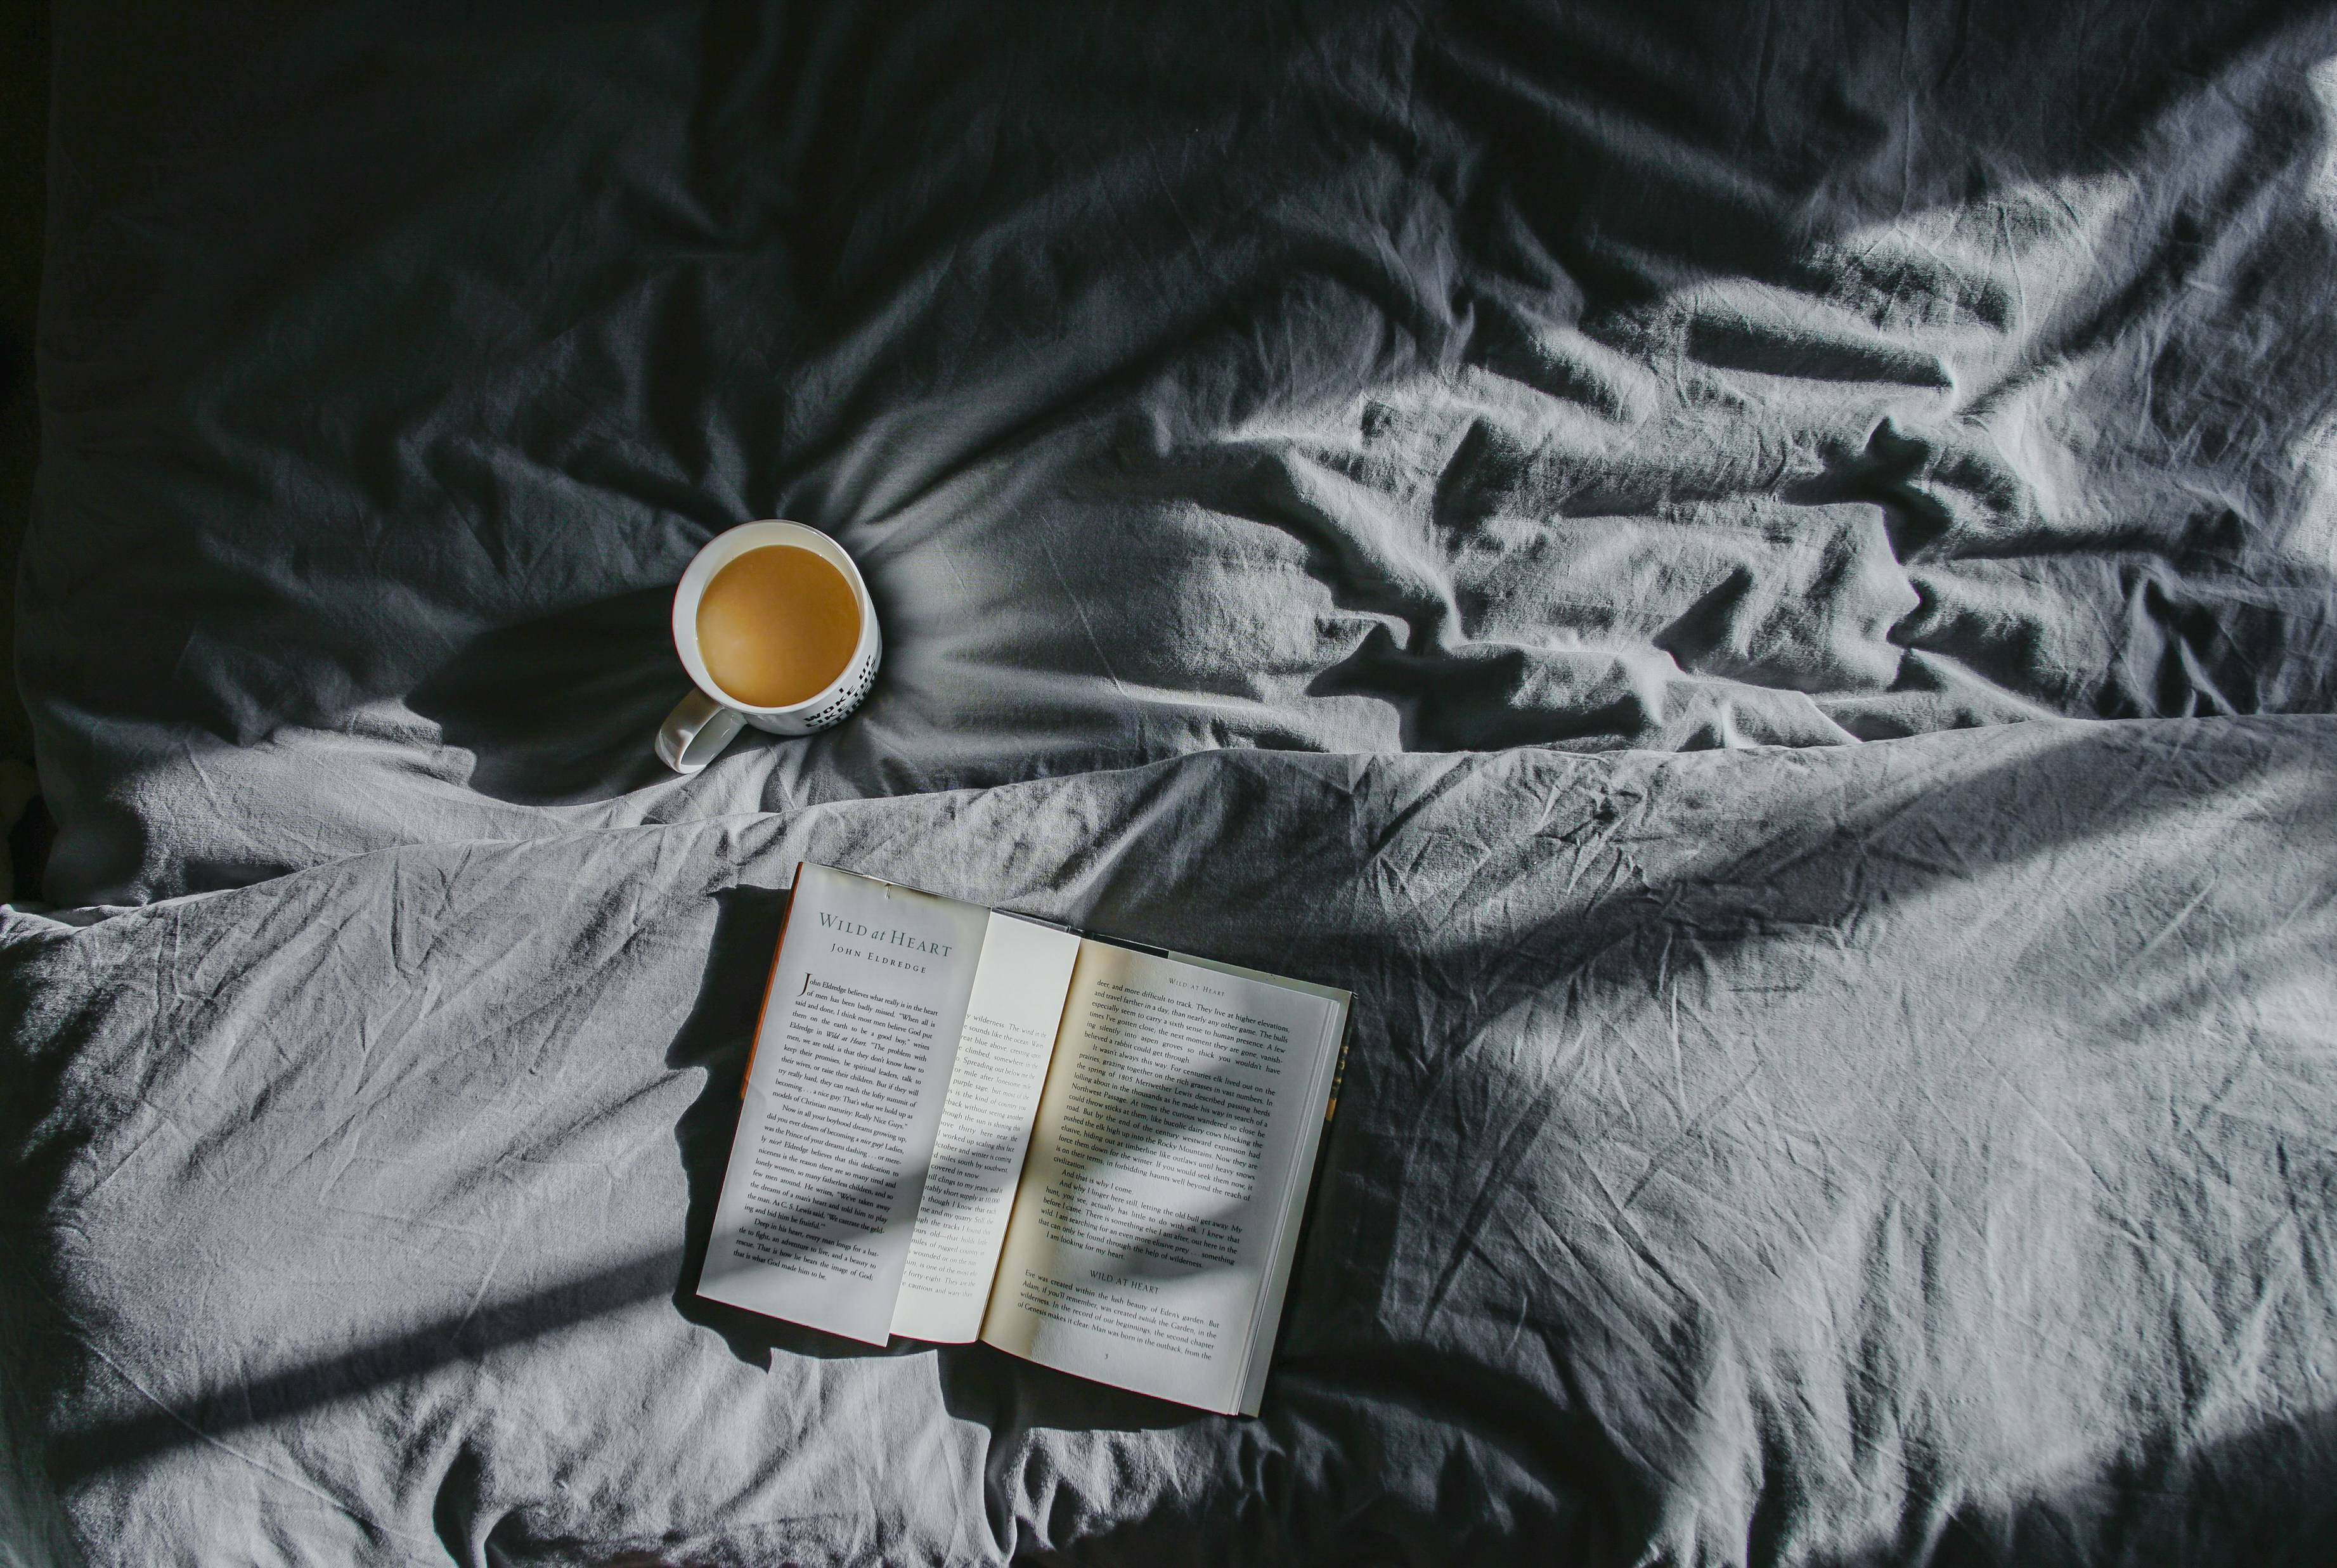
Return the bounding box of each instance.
[2,0,49,895]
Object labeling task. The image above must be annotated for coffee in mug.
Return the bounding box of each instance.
[695,545,862,708]
[655,521,883,774]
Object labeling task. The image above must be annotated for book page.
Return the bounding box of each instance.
[697,863,993,1345]
[980,941,1349,1414]
[890,912,1083,1342]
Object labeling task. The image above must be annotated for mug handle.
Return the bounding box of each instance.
[655,689,747,774]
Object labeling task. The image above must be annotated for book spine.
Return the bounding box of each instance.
[1324,1013,1354,1125]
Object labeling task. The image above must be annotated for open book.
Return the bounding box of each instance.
[698,862,1352,1416]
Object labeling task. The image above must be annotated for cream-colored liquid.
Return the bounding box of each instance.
[696,545,861,708]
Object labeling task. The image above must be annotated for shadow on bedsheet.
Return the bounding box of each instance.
[1808,1409,2337,1566]
[407,586,682,804]
[1025,1416,2337,1568]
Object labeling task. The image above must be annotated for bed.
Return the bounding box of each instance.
[8,2,2337,1562]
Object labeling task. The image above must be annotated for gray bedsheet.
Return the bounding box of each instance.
[23,1,2337,905]
[6,718,2335,1564]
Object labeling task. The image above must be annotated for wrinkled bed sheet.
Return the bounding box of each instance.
[4,719,2336,1565]
[25,1,2337,905]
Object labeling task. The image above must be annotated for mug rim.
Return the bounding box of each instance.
[671,521,877,716]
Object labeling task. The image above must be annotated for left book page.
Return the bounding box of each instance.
[696,862,994,1345]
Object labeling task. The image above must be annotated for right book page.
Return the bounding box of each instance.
[980,939,1349,1415]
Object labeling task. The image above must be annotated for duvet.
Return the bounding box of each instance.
[6,722,2337,1562]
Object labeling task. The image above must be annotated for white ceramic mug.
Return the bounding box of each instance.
[654,521,883,774]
